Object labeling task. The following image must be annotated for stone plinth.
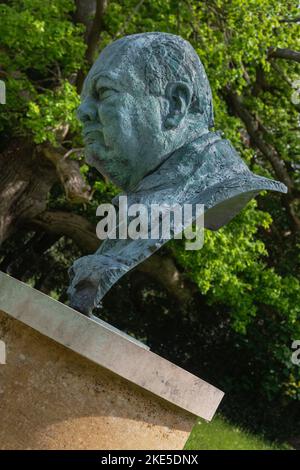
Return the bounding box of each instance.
[0,272,224,450]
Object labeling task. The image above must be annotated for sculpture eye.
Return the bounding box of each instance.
[95,87,115,101]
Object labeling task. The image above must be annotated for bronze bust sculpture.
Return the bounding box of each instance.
[67,33,287,316]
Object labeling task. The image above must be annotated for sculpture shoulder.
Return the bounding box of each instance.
[122,132,251,204]
[188,134,250,176]
[177,134,250,197]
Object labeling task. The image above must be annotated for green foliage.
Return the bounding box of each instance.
[185,415,291,450]
[0,0,85,138]
[171,200,300,401]
[0,0,85,72]
[24,80,80,144]
[172,200,300,334]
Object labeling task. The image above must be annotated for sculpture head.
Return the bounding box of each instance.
[77,32,214,191]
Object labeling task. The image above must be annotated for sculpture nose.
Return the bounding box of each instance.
[77,96,98,123]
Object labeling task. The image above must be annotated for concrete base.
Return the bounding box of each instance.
[0,272,224,450]
[0,310,195,450]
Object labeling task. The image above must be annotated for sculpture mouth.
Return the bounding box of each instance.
[83,125,110,149]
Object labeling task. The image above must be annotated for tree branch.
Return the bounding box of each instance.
[84,0,108,65]
[225,88,294,191]
[268,47,300,63]
[31,211,100,253]
[31,210,195,303]
[279,16,300,23]
[114,0,145,39]
[74,0,97,41]
[76,0,108,92]
[41,144,91,204]
[224,87,300,232]
[139,254,196,304]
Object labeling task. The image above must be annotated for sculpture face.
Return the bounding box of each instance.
[77,35,211,191]
[77,44,170,191]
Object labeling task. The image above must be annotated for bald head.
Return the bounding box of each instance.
[78,33,214,191]
[83,33,214,127]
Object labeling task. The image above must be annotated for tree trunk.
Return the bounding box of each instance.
[0,140,58,245]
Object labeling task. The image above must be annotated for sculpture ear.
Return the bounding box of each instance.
[164,81,192,129]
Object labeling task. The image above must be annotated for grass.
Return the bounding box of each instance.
[184,415,292,450]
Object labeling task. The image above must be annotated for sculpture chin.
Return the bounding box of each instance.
[85,146,132,190]
[85,146,112,174]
